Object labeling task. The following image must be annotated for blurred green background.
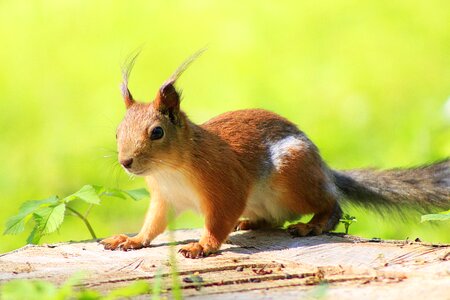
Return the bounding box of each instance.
[0,1,449,253]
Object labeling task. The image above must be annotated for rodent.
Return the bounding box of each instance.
[100,51,450,258]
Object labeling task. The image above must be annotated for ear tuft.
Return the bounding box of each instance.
[153,48,205,121]
[120,49,142,109]
[165,48,206,85]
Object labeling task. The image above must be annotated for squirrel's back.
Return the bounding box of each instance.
[201,108,449,219]
[201,109,322,178]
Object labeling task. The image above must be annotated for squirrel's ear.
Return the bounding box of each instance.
[153,81,180,120]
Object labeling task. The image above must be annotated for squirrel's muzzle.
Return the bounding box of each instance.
[120,158,133,169]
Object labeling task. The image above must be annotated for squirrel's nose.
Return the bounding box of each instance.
[120,158,133,169]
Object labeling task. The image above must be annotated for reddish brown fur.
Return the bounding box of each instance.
[99,57,341,257]
[101,89,339,257]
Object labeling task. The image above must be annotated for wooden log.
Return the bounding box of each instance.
[1,229,449,299]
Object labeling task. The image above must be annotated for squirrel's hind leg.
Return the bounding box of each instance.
[288,202,342,237]
[234,219,273,231]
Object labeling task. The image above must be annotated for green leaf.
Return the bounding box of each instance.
[91,184,106,194]
[4,214,32,235]
[4,197,59,235]
[56,272,85,300]
[104,188,127,200]
[26,227,42,245]
[105,281,151,300]
[0,280,57,300]
[19,197,60,215]
[75,288,102,300]
[122,188,150,201]
[33,203,66,236]
[421,211,450,222]
[66,185,101,205]
[105,188,149,201]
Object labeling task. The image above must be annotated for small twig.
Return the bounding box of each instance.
[66,206,97,239]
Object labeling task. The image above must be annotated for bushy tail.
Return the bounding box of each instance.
[333,159,450,214]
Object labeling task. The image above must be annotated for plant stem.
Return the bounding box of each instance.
[84,203,93,219]
[167,210,182,300]
[169,230,182,300]
[66,206,97,239]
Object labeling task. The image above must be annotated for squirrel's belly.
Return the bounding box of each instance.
[243,181,298,224]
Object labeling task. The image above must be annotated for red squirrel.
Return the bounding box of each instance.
[100,51,450,258]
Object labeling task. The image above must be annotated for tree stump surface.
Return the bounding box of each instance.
[1,229,449,299]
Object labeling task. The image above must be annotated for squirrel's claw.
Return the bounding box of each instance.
[178,242,209,259]
[100,234,144,251]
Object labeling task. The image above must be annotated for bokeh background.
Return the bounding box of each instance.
[0,1,449,253]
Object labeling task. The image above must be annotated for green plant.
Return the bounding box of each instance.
[2,185,186,298]
[104,281,152,300]
[339,214,358,234]
[308,282,329,299]
[1,216,186,300]
[421,210,450,222]
[167,210,183,300]
[0,274,152,300]
[150,268,165,300]
[3,185,149,244]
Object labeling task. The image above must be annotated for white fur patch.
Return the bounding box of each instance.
[269,135,305,170]
[241,135,307,224]
[243,181,297,224]
[148,168,202,214]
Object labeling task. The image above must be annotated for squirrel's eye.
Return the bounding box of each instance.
[150,126,164,140]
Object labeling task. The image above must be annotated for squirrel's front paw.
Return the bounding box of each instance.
[178,242,216,259]
[100,234,145,251]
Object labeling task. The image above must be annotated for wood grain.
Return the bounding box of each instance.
[1,229,449,299]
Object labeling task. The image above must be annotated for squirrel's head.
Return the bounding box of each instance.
[116,50,203,175]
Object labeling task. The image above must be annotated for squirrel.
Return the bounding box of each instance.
[100,51,450,258]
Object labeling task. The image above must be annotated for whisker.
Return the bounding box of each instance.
[98,147,118,154]
[140,157,181,169]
